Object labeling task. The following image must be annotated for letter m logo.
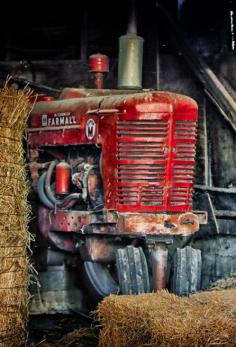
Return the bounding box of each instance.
[85,119,96,140]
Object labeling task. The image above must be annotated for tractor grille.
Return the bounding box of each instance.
[116,115,197,212]
[116,117,168,209]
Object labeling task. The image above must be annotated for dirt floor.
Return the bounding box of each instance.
[27,276,236,347]
[27,314,99,347]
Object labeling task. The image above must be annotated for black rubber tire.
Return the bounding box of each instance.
[116,245,150,294]
[82,261,118,305]
[81,246,150,307]
[171,246,202,296]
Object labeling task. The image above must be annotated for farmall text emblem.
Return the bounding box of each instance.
[41,112,76,127]
[85,119,96,140]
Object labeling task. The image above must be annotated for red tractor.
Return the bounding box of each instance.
[27,46,206,311]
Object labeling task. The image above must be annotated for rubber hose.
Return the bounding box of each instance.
[45,160,82,208]
[45,160,58,203]
[37,172,54,209]
[58,193,81,209]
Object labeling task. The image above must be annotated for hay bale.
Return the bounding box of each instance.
[0,83,31,347]
[97,289,236,347]
[208,275,236,290]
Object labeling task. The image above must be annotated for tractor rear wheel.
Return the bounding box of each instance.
[116,245,151,294]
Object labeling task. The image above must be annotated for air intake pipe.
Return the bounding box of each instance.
[118,34,144,90]
[118,0,144,89]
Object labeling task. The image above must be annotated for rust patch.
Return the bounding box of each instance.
[117,212,204,235]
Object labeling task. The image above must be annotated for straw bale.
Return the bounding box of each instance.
[0,83,31,346]
[0,310,27,347]
[0,216,28,230]
[0,213,28,228]
[0,229,29,243]
[0,179,27,196]
[0,195,28,214]
[0,233,28,248]
[0,127,25,140]
[0,244,26,258]
[0,268,28,288]
[0,142,23,164]
[0,287,28,306]
[0,163,26,182]
[0,136,22,147]
[0,252,28,273]
[208,275,236,290]
[97,289,236,347]
[0,85,30,130]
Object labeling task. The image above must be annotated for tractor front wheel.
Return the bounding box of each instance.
[116,245,151,294]
[82,245,151,306]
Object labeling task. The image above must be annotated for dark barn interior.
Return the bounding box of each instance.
[0,0,236,345]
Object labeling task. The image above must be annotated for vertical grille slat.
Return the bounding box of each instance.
[170,120,197,207]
